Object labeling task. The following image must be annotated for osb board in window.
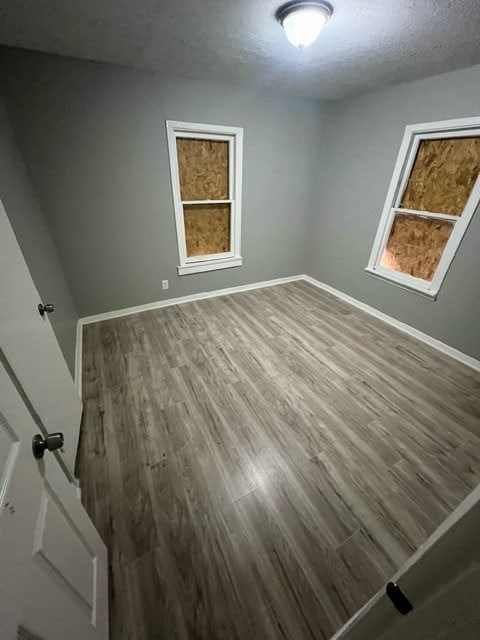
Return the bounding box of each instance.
[177,138,229,201]
[400,137,480,216]
[380,214,453,281]
[184,204,230,257]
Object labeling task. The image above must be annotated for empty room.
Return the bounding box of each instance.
[1,1,480,639]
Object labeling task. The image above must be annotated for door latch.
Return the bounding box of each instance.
[32,432,64,459]
[38,302,55,316]
[386,582,413,615]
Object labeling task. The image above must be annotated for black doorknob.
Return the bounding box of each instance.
[38,303,55,316]
[32,432,64,459]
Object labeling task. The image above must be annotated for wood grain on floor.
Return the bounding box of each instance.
[76,281,480,640]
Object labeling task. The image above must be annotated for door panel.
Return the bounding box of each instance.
[0,360,44,640]
[0,360,108,640]
[33,486,96,610]
[0,199,82,477]
[0,421,17,481]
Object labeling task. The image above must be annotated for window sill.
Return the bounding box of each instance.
[364,267,438,300]
[178,257,243,275]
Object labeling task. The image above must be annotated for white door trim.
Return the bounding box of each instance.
[329,482,480,640]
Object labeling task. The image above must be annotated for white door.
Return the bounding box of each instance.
[332,485,480,640]
[0,357,108,640]
[0,199,82,479]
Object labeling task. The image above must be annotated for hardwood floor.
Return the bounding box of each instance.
[76,281,480,640]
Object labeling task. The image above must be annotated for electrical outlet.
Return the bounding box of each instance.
[162,280,169,290]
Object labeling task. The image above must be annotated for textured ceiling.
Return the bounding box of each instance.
[1,0,480,99]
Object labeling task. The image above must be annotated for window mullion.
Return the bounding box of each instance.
[181,199,233,205]
[393,207,459,222]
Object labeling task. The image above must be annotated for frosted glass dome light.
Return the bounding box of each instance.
[277,1,332,49]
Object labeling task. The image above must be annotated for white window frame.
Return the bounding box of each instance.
[366,117,480,299]
[166,120,243,275]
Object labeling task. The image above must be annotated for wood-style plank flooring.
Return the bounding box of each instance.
[76,281,480,640]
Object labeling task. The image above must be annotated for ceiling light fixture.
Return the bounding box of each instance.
[276,1,333,49]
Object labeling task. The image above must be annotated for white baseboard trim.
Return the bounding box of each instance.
[78,275,304,326]
[303,275,480,373]
[74,272,480,395]
[73,274,305,394]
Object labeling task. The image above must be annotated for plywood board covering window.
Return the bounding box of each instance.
[177,139,229,201]
[167,121,243,275]
[367,117,480,298]
[380,214,453,281]
[184,204,231,257]
[400,138,480,216]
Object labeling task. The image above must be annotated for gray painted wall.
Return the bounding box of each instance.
[308,64,480,359]
[1,47,479,360]
[0,97,79,374]
[0,48,325,317]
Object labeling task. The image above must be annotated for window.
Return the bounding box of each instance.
[166,120,243,275]
[366,117,480,298]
